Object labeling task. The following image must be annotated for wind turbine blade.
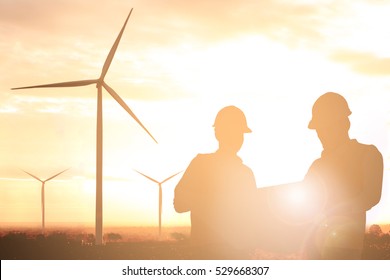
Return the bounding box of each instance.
[11,79,98,90]
[99,8,133,81]
[44,168,70,182]
[134,170,159,184]
[161,171,183,184]
[21,170,43,182]
[102,82,158,143]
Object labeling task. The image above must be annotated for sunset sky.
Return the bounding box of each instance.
[0,0,389,229]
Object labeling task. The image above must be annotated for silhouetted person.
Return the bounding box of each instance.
[174,106,257,259]
[304,92,383,259]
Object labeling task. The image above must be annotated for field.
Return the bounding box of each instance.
[1,225,389,260]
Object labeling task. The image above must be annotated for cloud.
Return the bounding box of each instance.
[2,0,390,102]
[0,0,348,48]
[0,94,96,116]
[130,0,334,48]
[330,50,390,76]
[2,0,390,52]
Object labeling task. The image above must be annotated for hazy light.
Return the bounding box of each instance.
[1,0,389,228]
[286,187,307,205]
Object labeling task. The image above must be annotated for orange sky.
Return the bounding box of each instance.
[0,0,389,229]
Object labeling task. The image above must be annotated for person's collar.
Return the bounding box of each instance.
[321,138,355,157]
[215,149,243,162]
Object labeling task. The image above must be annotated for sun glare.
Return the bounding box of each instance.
[286,187,307,205]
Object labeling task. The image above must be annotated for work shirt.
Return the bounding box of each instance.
[174,151,257,255]
[304,139,383,254]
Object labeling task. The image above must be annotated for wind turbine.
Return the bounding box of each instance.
[134,170,182,237]
[12,8,157,245]
[22,168,69,234]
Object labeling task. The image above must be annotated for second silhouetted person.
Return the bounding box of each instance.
[174,106,257,259]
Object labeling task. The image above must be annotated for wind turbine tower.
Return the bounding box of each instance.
[12,9,157,245]
[134,170,182,237]
[22,169,69,234]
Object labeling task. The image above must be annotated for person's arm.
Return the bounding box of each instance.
[343,145,384,213]
[173,156,200,213]
[361,145,384,210]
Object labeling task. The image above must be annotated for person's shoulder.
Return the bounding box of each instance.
[305,155,323,177]
[352,140,383,157]
[234,157,255,180]
[193,153,215,161]
[188,153,215,166]
[240,160,254,173]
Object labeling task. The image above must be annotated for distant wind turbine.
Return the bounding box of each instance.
[134,170,182,237]
[22,169,69,234]
[12,8,157,245]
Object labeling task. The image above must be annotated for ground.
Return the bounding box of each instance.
[0,226,389,260]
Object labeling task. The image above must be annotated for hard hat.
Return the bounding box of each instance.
[213,105,252,133]
[308,92,352,129]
